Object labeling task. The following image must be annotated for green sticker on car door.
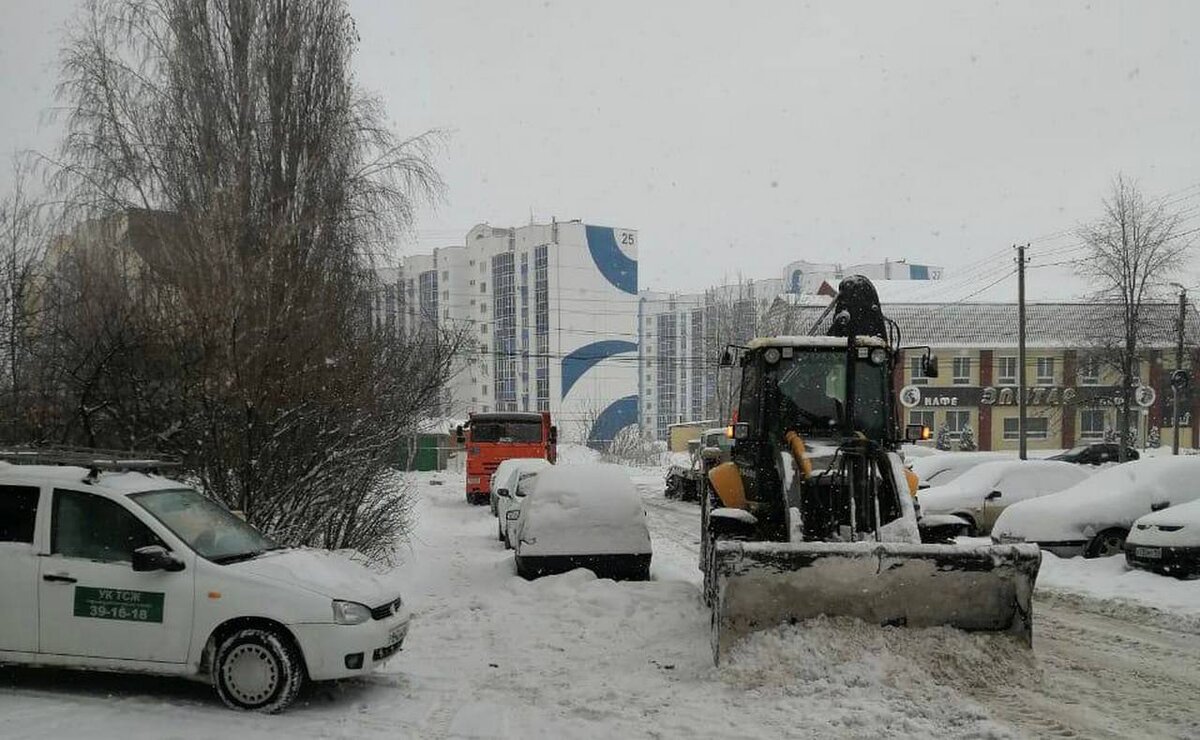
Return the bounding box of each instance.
[73,586,165,623]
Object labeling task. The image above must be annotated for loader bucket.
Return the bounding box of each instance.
[708,540,1041,664]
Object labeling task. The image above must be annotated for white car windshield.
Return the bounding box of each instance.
[131,488,280,564]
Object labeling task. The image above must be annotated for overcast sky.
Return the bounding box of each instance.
[4,1,1200,301]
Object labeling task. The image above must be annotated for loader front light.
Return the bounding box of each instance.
[869,347,888,365]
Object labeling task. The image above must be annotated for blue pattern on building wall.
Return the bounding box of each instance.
[588,395,639,448]
[561,340,638,398]
[585,225,638,295]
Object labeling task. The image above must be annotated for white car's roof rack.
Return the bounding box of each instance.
[0,445,181,481]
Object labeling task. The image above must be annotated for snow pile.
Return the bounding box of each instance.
[1038,552,1200,622]
[554,443,603,465]
[993,456,1200,543]
[520,464,651,556]
[722,617,1025,737]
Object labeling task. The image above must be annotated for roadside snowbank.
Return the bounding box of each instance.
[1038,552,1200,619]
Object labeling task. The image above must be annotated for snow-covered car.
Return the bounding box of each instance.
[0,463,410,712]
[992,456,1200,558]
[506,464,652,580]
[917,459,1090,536]
[909,451,1013,490]
[1124,498,1200,578]
[498,469,543,548]
[488,456,552,516]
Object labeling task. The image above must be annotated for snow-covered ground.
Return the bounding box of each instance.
[3,456,1199,738]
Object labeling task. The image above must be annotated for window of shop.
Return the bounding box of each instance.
[952,357,971,385]
[908,410,935,430]
[1003,416,1049,440]
[946,410,971,439]
[1036,357,1055,385]
[1079,409,1106,439]
[997,356,1016,385]
[909,355,928,385]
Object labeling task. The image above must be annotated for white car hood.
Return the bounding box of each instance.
[230,548,399,606]
[1127,500,1200,548]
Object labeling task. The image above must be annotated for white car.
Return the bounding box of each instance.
[992,456,1200,558]
[1124,498,1200,578]
[910,452,1013,490]
[506,464,652,580]
[498,469,544,548]
[489,457,552,522]
[0,463,410,712]
[917,459,1090,536]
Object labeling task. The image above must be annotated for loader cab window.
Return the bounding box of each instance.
[747,349,888,442]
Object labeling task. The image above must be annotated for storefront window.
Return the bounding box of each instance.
[946,410,971,439]
[1079,408,1106,439]
[1003,417,1049,440]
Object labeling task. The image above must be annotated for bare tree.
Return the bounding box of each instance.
[45,0,452,559]
[0,154,55,440]
[1076,175,1190,461]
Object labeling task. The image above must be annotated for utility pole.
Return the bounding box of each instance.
[1175,286,1187,455]
[1017,244,1028,460]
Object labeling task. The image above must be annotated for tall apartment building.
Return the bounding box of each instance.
[389,221,639,445]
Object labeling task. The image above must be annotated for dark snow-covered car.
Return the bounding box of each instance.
[507,464,651,580]
[1124,498,1200,578]
[1048,443,1139,466]
[992,456,1200,558]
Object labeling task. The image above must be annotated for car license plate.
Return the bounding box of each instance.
[388,623,407,645]
[1135,546,1162,560]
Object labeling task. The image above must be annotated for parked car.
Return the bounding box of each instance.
[918,459,1090,535]
[498,469,543,548]
[506,464,652,580]
[0,459,410,712]
[489,457,552,517]
[992,456,1200,558]
[1124,498,1200,578]
[909,451,1013,490]
[1048,443,1139,466]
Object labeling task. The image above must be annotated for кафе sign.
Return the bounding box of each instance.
[898,384,1158,409]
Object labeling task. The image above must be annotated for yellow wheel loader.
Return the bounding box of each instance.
[702,276,1040,663]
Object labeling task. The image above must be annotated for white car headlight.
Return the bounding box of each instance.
[332,600,372,625]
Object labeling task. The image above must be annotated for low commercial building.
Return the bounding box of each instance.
[888,303,1200,451]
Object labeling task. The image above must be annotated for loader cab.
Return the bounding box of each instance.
[733,338,893,447]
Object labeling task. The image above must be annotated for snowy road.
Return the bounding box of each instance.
[636,477,1200,740]
[1,470,1198,739]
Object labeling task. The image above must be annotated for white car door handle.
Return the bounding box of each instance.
[43,573,77,584]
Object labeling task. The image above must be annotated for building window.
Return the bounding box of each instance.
[481,324,488,334]
[1036,357,1055,385]
[492,253,516,410]
[534,246,550,410]
[1003,417,1049,440]
[1079,356,1100,385]
[909,410,935,430]
[418,270,438,325]
[480,281,487,293]
[1079,409,1106,439]
[442,271,449,280]
[909,356,928,385]
[997,356,1017,385]
[945,410,971,439]
[952,357,971,385]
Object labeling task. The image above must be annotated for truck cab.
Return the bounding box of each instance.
[456,412,557,505]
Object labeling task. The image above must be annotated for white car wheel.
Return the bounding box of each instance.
[214,628,304,712]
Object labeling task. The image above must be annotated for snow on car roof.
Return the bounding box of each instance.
[526,464,639,507]
[0,463,186,495]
